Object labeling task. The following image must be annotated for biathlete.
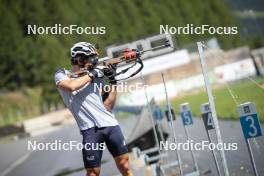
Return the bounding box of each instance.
[54,42,133,176]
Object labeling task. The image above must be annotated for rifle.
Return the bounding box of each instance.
[70,40,172,81]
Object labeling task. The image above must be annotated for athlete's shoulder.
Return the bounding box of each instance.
[54,68,70,85]
[55,68,66,74]
[55,68,71,75]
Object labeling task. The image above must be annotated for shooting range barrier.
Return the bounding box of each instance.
[126,41,263,176]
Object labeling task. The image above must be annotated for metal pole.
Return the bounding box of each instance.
[156,115,169,172]
[197,42,230,176]
[206,130,221,176]
[183,126,199,173]
[246,139,259,176]
[140,74,161,156]
[155,119,165,143]
[157,119,170,172]
[161,73,183,176]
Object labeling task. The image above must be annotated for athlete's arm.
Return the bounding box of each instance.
[58,75,92,92]
[103,85,117,112]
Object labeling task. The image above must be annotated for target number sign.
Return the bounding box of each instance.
[180,103,193,126]
[200,103,215,130]
[165,108,176,121]
[238,102,262,139]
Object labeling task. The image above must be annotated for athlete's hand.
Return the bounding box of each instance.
[87,68,104,78]
[104,65,117,84]
[103,66,115,77]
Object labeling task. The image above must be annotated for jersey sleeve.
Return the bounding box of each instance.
[54,69,69,86]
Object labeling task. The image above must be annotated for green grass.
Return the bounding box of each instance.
[115,111,134,119]
[0,88,42,127]
[171,78,264,122]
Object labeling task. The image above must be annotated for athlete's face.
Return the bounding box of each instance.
[71,56,92,69]
[83,62,93,69]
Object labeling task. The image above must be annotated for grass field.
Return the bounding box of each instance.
[0,88,42,127]
[171,78,264,122]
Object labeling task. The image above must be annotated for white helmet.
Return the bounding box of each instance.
[70,42,97,58]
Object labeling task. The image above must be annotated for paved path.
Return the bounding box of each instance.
[0,117,263,176]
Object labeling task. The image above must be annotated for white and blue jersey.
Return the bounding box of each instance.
[54,69,119,131]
